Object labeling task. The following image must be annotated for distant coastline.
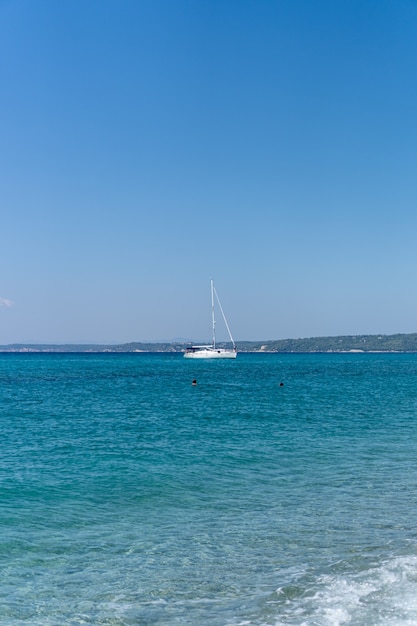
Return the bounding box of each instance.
[2,334,417,353]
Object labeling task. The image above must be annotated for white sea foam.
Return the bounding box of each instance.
[273,554,417,626]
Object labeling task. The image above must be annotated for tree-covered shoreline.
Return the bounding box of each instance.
[2,333,417,353]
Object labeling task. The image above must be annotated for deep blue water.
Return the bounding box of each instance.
[1,352,417,625]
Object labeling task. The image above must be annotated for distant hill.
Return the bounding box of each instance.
[236,334,417,352]
[2,334,417,353]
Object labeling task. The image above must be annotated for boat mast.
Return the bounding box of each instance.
[211,278,216,349]
[213,283,236,351]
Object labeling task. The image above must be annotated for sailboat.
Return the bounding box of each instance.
[184,280,237,359]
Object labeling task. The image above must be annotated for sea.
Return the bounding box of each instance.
[2,352,417,626]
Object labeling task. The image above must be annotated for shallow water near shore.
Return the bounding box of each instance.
[1,352,417,625]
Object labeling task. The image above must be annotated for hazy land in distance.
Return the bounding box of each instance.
[3,334,417,353]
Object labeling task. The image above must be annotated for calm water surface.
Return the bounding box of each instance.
[1,352,417,625]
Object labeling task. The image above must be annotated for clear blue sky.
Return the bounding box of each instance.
[1,0,417,344]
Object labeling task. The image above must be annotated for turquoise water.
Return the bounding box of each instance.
[2,352,417,625]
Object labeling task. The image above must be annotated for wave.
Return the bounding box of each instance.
[272,552,417,626]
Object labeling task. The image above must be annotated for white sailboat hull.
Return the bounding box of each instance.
[184,347,237,359]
